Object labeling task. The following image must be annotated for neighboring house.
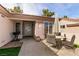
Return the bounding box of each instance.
[60,18,79,44]
[0,5,55,47]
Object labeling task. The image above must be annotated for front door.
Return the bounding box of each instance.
[23,22,33,37]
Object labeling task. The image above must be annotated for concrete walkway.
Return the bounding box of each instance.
[19,38,57,56]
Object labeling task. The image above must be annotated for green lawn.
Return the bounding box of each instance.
[0,47,21,56]
[74,44,79,48]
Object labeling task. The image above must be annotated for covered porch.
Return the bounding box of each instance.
[8,13,55,40]
[12,20,35,39]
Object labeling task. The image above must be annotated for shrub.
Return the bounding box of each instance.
[74,44,79,48]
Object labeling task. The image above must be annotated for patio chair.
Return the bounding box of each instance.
[47,34,56,46]
[54,32,61,36]
[62,34,67,42]
[55,36,63,49]
[63,35,76,49]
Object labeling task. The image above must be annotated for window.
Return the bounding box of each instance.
[16,23,20,32]
[49,22,53,34]
[44,21,48,38]
[44,21,54,38]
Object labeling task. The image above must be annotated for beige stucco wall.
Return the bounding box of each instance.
[0,14,14,47]
[60,19,79,44]
[35,21,45,39]
[61,27,79,45]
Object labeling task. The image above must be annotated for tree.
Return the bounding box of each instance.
[42,9,55,17]
[63,15,68,18]
[8,6,23,14]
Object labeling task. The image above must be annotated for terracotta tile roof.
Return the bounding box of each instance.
[61,18,79,22]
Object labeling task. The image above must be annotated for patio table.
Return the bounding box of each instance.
[56,36,65,40]
[55,36,65,49]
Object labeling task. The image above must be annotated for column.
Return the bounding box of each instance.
[35,21,45,39]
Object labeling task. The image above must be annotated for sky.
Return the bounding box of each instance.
[1,3,79,18]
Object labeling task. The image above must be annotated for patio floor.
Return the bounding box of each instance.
[42,39,79,56]
[19,37,57,56]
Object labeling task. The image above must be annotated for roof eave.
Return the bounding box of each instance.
[0,4,55,22]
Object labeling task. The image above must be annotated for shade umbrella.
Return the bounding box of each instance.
[53,16,60,34]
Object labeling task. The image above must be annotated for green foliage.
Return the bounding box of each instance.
[8,6,23,14]
[63,15,68,18]
[74,44,79,48]
[42,9,55,17]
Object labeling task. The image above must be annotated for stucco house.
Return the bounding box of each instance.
[1,4,79,48]
[0,4,55,47]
